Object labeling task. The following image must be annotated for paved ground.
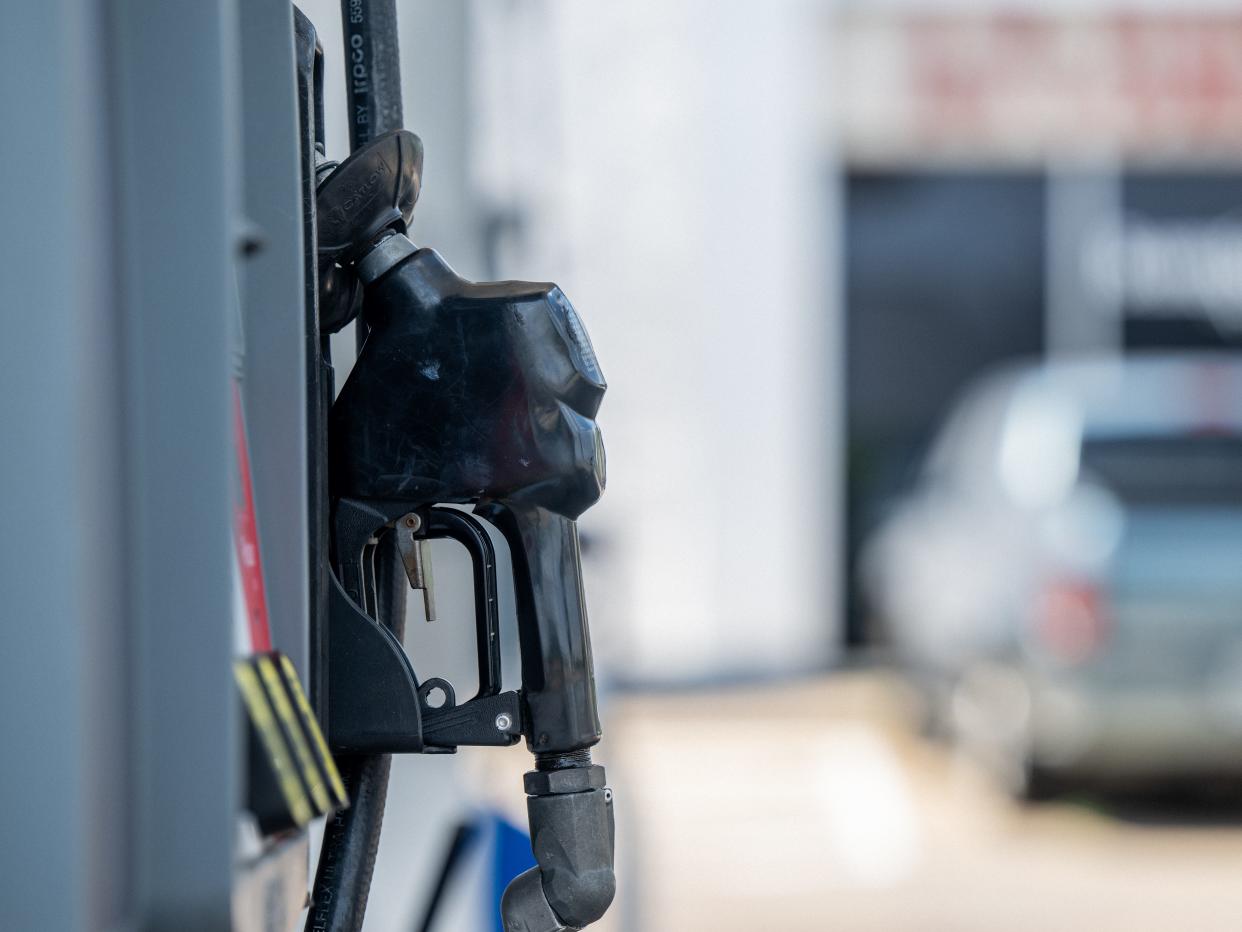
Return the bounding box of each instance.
[598,673,1242,932]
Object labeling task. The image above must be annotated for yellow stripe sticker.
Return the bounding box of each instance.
[279,654,349,808]
[257,656,331,815]
[235,661,314,826]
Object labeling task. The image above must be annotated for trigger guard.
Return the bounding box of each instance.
[424,507,504,699]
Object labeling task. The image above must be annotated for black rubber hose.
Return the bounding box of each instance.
[340,0,405,354]
[340,0,405,152]
[307,754,392,932]
[308,534,407,932]
[308,3,408,928]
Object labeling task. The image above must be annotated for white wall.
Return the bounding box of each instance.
[470,0,843,682]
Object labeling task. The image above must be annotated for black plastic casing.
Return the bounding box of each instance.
[329,246,607,755]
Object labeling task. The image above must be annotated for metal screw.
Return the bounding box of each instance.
[401,513,421,531]
[495,713,513,732]
[604,788,613,803]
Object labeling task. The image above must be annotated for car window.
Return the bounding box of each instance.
[1080,434,1242,505]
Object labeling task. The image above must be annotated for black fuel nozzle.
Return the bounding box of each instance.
[330,241,608,754]
[319,131,615,929]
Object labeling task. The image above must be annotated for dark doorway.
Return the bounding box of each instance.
[843,172,1047,646]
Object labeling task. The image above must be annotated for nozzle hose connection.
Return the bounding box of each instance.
[534,749,593,772]
[357,231,417,285]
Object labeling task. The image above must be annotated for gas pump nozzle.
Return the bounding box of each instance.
[321,131,615,930]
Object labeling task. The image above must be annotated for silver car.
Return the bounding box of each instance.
[862,353,1242,798]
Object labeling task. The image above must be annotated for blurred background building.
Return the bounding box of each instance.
[7,0,1242,929]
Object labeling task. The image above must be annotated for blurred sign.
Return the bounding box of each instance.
[836,11,1242,164]
[1114,174,1242,348]
[1084,216,1242,335]
[1048,171,1242,352]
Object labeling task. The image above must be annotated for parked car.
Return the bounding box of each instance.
[861,353,1242,798]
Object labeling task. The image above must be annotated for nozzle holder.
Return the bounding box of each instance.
[316,129,423,332]
[318,129,422,257]
[326,500,521,754]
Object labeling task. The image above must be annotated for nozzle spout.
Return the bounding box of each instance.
[501,767,616,931]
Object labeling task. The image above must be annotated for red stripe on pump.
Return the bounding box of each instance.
[233,382,273,652]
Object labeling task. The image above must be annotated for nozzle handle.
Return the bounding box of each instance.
[477,503,602,755]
